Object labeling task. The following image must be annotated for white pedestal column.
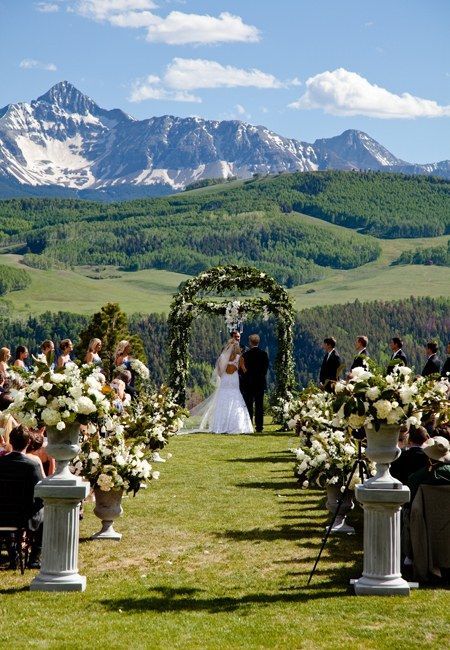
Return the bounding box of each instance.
[354,485,410,596]
[30,477,90,592]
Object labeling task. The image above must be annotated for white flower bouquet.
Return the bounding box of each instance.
[117,358,150,380]
[333,365,449,432]
[74,433,159,494]
[8,361,112,430]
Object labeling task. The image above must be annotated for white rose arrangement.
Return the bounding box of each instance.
[332,365,449,432]
[8,360,112,430]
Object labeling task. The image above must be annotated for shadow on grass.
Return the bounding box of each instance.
[99,581,353,614]
[0,586,29,594]
[235,481,301,491]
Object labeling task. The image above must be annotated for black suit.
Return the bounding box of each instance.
[350,349,368,370]
[421,354,441,377]
[0,452,43,527]
[387,349,407,373]
[242,347,269,432]
[390,447,428,486]
[441,356,450,378]
[319,349,341,391]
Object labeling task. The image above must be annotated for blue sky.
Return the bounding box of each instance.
[1,0,449,163]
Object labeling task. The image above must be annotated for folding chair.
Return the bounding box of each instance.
[0,474,33,574]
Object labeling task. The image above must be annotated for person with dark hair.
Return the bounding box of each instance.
[116,369,136,401]
[57,339,73,369]
[350,336,369,371]
[13,345,29,371]
[0,425,44,568]
[388,337,407,372]
[0,371,13,411]
[319,337,342,392]
[390,426,430,485]
[440,342,450,379]
[241,334,269,433]
[421,341,441,377]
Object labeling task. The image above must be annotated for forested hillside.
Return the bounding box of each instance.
[394,239,450,267]
[1,297,447,393]
[0,171,448,286]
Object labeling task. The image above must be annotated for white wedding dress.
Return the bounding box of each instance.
[182,348,253,435]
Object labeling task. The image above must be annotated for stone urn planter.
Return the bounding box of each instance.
[92,488,124,541]
[46,422,83,482]
[364,424,402,489]
[325,483,355,534]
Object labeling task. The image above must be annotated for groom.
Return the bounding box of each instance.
[241,334,269,433]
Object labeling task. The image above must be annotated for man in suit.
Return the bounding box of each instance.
[350,336,369,371]
[421,341,441,377]
[241,334,269,433]
[387,337,408,373]
[319,337,342,392]
[441,342,450,379]
[390,426,429,486]
[0,425,44,568]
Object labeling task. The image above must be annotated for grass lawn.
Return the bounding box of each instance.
[1,427,449,649]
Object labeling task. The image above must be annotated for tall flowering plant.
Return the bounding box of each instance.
[8,361,112,430]
[74,433,158,495]
[332,366,450,432]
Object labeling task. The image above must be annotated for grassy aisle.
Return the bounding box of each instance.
[1,430,449,649]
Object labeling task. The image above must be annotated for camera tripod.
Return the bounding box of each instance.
[307,440,369,586]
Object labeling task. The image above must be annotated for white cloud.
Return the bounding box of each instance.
[164,58,283,90]
[289,68,450,119]
[144,11,260,45]
[129,75,201,103]
[235,104,246,115]
[35,2,60,11]
[69,2,260,45]
[19,59,57,72]
[128,58,285,103]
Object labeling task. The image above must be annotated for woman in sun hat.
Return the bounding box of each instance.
[408,436,450,502]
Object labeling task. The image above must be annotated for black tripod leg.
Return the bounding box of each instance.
[306,459,359,586]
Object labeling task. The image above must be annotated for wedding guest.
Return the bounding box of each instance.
[319,337,342,393]
[0,372,13,410]
[110,378,130,412]
[39,340,55,368]
[27,429,55,478]
[387,337,407,372]
[57,339,73,369]
[408,436,450,502]
[116,369,136,401]
[0,425,44,568]
[85,338,102,367]
[26,431,46,480]
[350,336,369,370]
[13,345,29,370]
[0,347,11,375]
[421,341,441,377]
[391,426,429,485]
[115,340,135,387]
[441,342,450,378]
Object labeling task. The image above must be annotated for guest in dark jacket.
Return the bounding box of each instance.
[319,337,342,392]
[241,334,269,433]
[0,425,44,567]
[390,426,429,485]
[441,342,450,379]
[421,341,441,377]
[350,336,369,371]
[387,337,407,373]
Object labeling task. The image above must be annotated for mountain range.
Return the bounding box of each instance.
[0,81,448,200]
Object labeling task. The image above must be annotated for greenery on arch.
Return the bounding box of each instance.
[167,265,296,420]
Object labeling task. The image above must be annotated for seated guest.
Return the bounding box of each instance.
[387,337,407,373]
[391,426,429,485]
[441,342,450,379]
[421,341,441,377]
[26,430,49,479]
[116,369,136,401]
[319,337,342,393]
[110,378,130,412]
[408,436,450,503]
[29,430,55,477]
[13,345,29,370]
[0,372,13,410]
[350,336,369,371]
[0,425,44,568]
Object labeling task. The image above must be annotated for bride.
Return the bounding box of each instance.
[185,340,253,435]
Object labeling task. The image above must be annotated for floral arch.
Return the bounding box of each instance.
[167,265,296,419]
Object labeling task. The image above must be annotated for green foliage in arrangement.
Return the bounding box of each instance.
[394,239,450,267]
[0,263,31,295]
[1,171,448,286]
